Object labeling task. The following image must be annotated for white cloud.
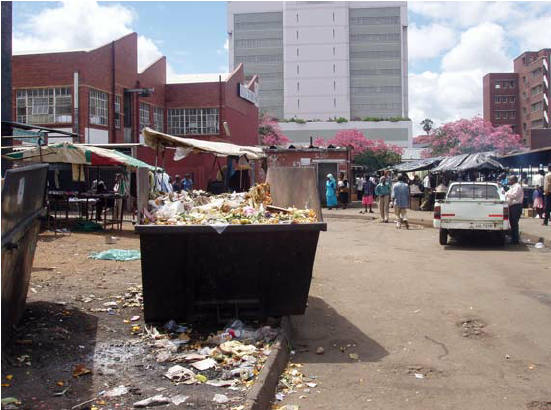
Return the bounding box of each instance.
[409,22,512,136]
[442,23,511,72]
[510,15,551,51]
[137,36,163,72]
[409,2,518,28]
[217,39,229,55]
[13,1,173,76]
[408,23,456,61]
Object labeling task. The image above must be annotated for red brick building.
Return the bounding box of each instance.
[11,33,260,189]
[483,48,551,148]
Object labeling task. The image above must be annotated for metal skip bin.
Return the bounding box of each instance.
[1,164,49,342]
[135,222,326,323]
[135,167,326,323]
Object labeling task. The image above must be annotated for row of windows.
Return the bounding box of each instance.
[350,16,400,26]
[235,21,282,31]
[494,110,516,119]
[246,72,282,81]
[351,102,401,110]
[16,87,72,124]
[494,95,515,103]
[531,84,543,96]
[351,86,402,94]
[235,38,282,48]
[16,87,164,130]
[350,33,400,42]
[494,80,516,89]
[351,69,401,76]
[531,119,544,128]
[235,54,282,63]
[532,67,543,78]
[167,108,219,136]
[531,101,543,112]
[350,50,401,59]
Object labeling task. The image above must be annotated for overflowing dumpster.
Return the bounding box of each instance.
[136,167,326,323]
[1,164,49,342]
[136,222,326,322]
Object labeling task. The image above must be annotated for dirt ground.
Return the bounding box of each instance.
[1,226,266,410]
[277,219,551,410]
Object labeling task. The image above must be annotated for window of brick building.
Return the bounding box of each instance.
[89,89,108,126]
[495,82,501,89]
[167,108,219,135]
[16,87,72,124]
[114,95,121,128]
[153,107,164,132]
[139,102,150,131]
[495,111,501,119]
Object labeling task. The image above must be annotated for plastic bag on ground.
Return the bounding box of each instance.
[89,249,141,261]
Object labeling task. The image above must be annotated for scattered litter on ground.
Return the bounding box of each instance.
[104,385,129,397]
[89,249,141,261]
[315,347,324,355]
[133,395,171,407]
[72,363,92,377]
[414,373,424,379]
[213,393,230,403]
[171,394,189,405]
[349,353,359,361]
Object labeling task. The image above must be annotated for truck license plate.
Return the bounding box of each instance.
[473,223,494,229]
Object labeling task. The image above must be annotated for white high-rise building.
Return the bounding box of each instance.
[228,1,412,147]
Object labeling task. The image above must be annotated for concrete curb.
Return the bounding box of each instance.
[243,316,292,410]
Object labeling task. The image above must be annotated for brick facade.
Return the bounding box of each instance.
[11,32,260,190]
[483,48,551,148]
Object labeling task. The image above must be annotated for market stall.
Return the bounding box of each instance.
[4,142,157,230]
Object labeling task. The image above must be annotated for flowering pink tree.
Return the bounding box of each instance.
[258,113,291,147]
[414,116,523,157]
[316,129,403,171]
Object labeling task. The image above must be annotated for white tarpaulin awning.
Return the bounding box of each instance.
[142,127,265,160]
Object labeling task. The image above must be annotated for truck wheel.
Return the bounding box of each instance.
[439,229,448,245]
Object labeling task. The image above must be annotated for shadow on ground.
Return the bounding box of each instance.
[443,233,530,252]
[289,296,388,363]
[1,301,98,408]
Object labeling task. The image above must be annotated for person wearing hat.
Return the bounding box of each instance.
[326,174,338,210]
[543,164,551,226]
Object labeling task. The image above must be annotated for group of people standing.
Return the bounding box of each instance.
[326,171,411,229]
[171,174,193,193]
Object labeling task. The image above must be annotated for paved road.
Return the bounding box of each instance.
[279,219,551,410]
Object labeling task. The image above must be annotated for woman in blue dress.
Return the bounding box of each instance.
[326,174,338,210]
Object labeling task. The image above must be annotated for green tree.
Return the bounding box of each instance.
[420,118,434,136]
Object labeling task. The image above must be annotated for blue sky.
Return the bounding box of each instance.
[11,1,551,135]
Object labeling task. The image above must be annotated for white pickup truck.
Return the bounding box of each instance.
[433,182,510,246]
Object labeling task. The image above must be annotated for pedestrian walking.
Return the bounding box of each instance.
[533,185,544,219]
[543,164,551,226]
[421,172,434,211]
[337,172,349,209]
[505,175,524,244]
[392,175,410,229]
[361,176,375,213]
[375,176,391,222]
[326,174,338,210]
[355,174,365,202]
[532,169,544,187]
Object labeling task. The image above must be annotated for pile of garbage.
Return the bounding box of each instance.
[145,183,318,225]
[143,319,279,391]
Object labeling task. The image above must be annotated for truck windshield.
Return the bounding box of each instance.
[447,184,500,200]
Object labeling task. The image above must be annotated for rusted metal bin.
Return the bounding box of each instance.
[135,222,326,323]
[1,164,49,342]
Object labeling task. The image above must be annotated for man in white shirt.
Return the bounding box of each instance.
[532,170,544,188]
[504,175,524,244]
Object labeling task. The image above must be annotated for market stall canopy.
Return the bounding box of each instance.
[456,152,504,172]
[391,157,443,172]
[4,142,157,170]
[431,154,470,173]
[142,127,265,160]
